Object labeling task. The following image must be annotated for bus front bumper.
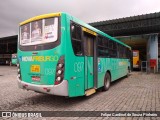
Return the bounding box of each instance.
[17,78,68,96]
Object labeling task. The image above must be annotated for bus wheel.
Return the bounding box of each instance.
[127,67,130,77]
[103,72,111,91]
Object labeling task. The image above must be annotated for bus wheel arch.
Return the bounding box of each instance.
[127,66,130,77]
[128,66,131,72]
[103,70,111,91]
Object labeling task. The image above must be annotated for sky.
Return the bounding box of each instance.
[1,0,160,38]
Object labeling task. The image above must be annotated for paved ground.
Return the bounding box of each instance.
[0,66,160,120]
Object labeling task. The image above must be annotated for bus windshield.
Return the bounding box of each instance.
[20,17,58,46]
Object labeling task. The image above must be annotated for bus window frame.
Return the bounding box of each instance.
[97,35,110,58]
[19,16,61,51]
[70,21,84,56]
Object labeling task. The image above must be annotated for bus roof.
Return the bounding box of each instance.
[67,13,131,49]
[19,12,131,49]
[20,12,61,26]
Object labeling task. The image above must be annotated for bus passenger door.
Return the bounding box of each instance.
[83,32,96,90]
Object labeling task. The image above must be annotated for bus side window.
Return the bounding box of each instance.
[112,41,117,58]
[119,46,126,58]
[126,48,130,59]
[83,32,94,56]
[122,46,125,58]
[98,36,104,57]
[119,45,123,58]
[103,38,109,57]
[109,40,117,58]
[98,36,109,57]
[71,23,83,56]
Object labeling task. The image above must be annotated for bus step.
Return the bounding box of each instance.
[85,89,96,96]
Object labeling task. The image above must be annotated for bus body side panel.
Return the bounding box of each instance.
[64,15,85,97]
[110,58,128,81]
[110,58,118,81]
[117,59,128,79]
[97,58,129,87]
[97,58,109,88]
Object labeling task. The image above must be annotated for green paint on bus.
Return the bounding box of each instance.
[17,12,132,97]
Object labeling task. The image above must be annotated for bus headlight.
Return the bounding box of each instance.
[55,56,64,85]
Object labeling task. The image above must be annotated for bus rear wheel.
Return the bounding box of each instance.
[127,67,130,77]
[103,72,111,91]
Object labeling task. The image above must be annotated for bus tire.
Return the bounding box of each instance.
[127,67,130,77]
[103,72,111,91]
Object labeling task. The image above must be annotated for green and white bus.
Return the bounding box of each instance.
[17,12,131,97]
